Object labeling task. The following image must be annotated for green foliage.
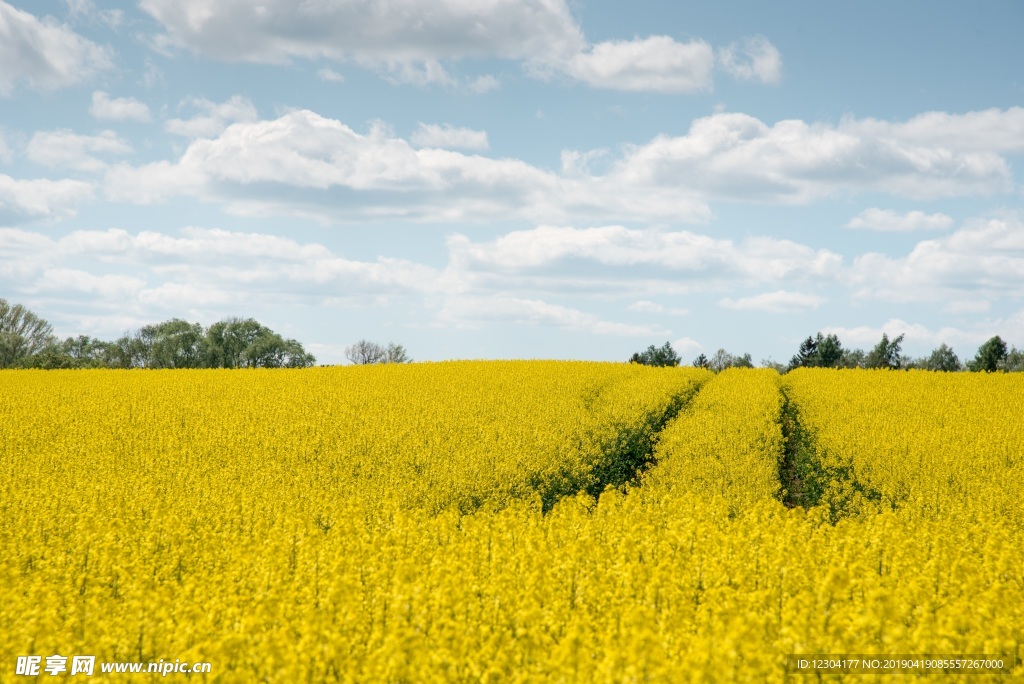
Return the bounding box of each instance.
[628,341,680,367]
[864,333,905,369]
[789,332,844,370]
[0,299,315,370]
[924,343,962,372]
[1002,346,1024,372]
[19,336,115,369]
[0,299,56,369]
[778,389,884,523]
[968,335,1008,372]
[710,349,753,372]
[838,348,866,369]
[760,358,787,373]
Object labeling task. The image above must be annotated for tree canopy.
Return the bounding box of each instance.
[345,340,412,365]
[968,336,1008,372]
[0,299,316,370]
[864,333,905,370]
[0,298,56,369]
[628,342,681,367]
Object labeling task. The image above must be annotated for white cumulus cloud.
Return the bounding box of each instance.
[137,0,785,95]
[108,110,710,223]
[614,108,1024,202]
[0,1,113,95]
[845,208,954,232]
[564,36,714,93]
[849,212,1024,303]
[438,296,665,337]
[165,95,259,139]
[717,35,782,84]
[719,290,825,313]
[103,106,1023,225]
[27,129,133,172]
[140,0,585,67]
[91,91,152,122]
[410,123,489,151]
[0,175,93,223]
[449,225,841,281]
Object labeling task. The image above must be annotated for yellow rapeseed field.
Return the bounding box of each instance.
[0,364,1021,682]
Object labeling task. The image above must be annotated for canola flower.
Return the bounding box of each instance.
[0,364,1020,682]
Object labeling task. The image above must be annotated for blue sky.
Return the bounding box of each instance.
[2,0,1023,365]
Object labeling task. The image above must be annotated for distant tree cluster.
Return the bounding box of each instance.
[628,342,680,367]
[344,339,412,365]
[630,332,1024,374]
[783,331,1022,373]
[692,349,753,372]
[1,298,315,370]
[630,342,753,372]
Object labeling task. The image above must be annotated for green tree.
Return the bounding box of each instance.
[864,333,905,369]
[628,341,681,367]
[204,318,265,369]
[242,330,316,368]
[839,348,866,368]
[692,353,710,369]
[924,343,961,372]
[22,336,115,369]
[143,319,207,368]
[789,332,844,370]
[815,333,844,367]
[968,335,1008,372]
[0,298,56,368]
[789,335,818,370]
[710,348,753,372]
[1002,346,1024,372]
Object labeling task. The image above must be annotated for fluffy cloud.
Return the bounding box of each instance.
[449,225,842,282]
[717,35,782,84]
[821,318,1021,353]
[564,36,714,93]
[0,1,113,95]
[438,296,665,337]
[0,226,440,321]
[103,106,1021,223]
[139,0,781,94]
[614,109,1022,202]
[140,0,584,67]
[107,110,710,223]
[27,129,133,171]
[845,208,954,232]
[410,123,489,151]
[23,268,144,299]
[849,213,1024,303]
[719,290,825,313]
[846,107,1024,154]
[0,175,92,223]
[90,91,152,122]
[672,337,703,356]
[165,95,258,138]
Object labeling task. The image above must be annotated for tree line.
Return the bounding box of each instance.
[0,298,315,370]
[630,333,1024,373]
